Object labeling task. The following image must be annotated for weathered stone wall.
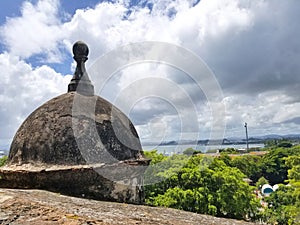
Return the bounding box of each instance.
[0,160,148,204]
[2,92,150,204]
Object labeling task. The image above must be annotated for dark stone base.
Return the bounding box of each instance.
[0,160,149,204]
[68,79,94,96]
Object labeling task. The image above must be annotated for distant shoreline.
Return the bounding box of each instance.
[142,143,265,155]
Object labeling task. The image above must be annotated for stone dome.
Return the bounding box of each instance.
[1,41,149,204]
[8,92,143,166]
[8,40,145,167]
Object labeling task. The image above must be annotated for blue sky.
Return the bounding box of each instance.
[0,0,163,74]
[0,1,24,22]
[0,0,110,23]
[1,0,300,149]
[0,0,108,74]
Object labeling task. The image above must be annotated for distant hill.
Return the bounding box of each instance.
[143,133,300,147]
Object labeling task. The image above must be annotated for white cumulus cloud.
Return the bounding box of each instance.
[0,0,65,62]
[1,0,300,147]
[0,52,71,147]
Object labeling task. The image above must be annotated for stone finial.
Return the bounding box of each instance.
[73,41,89,61]
[68,41,94,96]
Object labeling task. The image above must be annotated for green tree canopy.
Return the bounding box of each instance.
[260,146,300,185]
[232,155,262,183]
[261,153,300,224]
[145,153,259,220]
[256,176,269,189]
[0,156,7,167]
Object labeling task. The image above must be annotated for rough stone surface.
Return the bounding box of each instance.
[1,91,149,203]
[1,41,150,204]
[0,160,148,203]
[68,41,94,96]
[0,188,259,225]
[8,92,143,166]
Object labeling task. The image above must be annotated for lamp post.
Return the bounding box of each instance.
[244,122,249,151]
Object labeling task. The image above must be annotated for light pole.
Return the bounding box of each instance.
[244,122,249,151]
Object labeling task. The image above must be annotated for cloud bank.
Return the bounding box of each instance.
[1,0,300,148]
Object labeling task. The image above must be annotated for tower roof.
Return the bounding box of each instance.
[7,41,144,166]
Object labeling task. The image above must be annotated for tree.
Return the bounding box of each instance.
[0,156,7,167]
[232,155,262,183]
[256,176,269,189]
[0,156,7,180]
[264,139,293,149]
[183,147,201,155]
[145,146,300,223]
[286,155,300,183]
[278,141,293,148]
[146,154,260,220]
[264,139,278,149]
[218,153,232,167]
[262,185,299,225]
[143,150,167,165]
[286,155,300,211]
[144,152,188,199]
[261,154,300,225]
[260,146,300,185]
[219,148,237,154]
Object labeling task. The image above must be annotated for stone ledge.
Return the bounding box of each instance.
[0,160,149,204]
[0,188,259,225]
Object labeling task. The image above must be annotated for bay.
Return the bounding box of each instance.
[142,143,265,156]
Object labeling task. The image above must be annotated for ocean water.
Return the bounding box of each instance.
[142,144,265,155]
[0,144,265,158]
